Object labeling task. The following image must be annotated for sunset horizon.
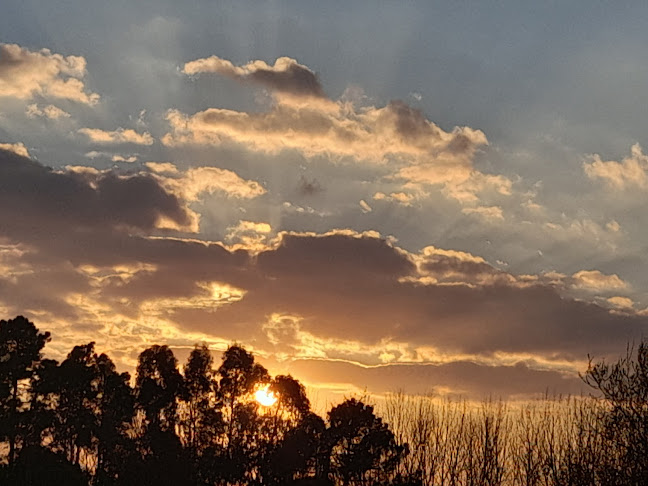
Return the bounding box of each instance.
[3,1,648,410]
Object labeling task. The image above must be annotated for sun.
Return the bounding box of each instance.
[254,384,277,407]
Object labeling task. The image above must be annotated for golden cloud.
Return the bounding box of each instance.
[78,127,154,145]
[0,43,99,104]
[155,166,266,202]
[570,270,628,292]
[0,142,29,157]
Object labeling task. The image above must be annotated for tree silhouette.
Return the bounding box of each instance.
[0,316,423,485]
[0,316,50,466]
[94,352,135,485]
[214,345,270,484]
[49,343,101,466]
[326,398,405,486]
[583,341,648,484]
[179,344,223,485]
[134,345,188,486]
[136,345,184,433]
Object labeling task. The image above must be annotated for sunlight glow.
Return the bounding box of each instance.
[254,384,277,407]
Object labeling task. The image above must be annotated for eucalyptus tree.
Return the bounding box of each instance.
[136,345,184,433]
[214,345,270,484]
[94,352,135,485]
[0,316,50,465]
[49,343,101,466]
[134,345,188,486]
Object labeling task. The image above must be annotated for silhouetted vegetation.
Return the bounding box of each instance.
[2,314,648,485]
[0,316,410,485]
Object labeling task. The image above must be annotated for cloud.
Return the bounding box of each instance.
[78,127,154,145]
[570,270,628,292]
[162,100,487,184]
[112,155,138,163]
[26,103,71,119]
[0,142,29,157]
[225,220,272,251]
[145,162,179,174]
[607,296,634,310]
[155,166,266,202]
[373,191,415,207]
[2,174,647,397]
[287,359,585,400]
[183,55,325,98]
[461,205,504,221]
[0,148,194,240]
[0,43,99,104]
[584,143,648,189]
[168,55,496,206]
[359,200,372,213]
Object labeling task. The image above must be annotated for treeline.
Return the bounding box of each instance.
[0,316,414,486]
[2,315,648,486]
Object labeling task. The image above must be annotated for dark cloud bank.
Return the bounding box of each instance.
[1,148,645,398]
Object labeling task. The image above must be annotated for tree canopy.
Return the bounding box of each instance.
[0,316,412,486]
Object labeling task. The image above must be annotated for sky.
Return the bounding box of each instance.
[2,0,648,404]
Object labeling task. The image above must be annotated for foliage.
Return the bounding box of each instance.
[10,315,648,486]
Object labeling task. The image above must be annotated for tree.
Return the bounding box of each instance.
[180,345,223,485]
[326,399,405,486]
[136,345,184,433]
[214,345,270,484]
[258,376,318,485]
[134,345,188,486]
[583,341,648,484]
[0,316,50,465]
[263,411,327,485]
[49,343,101,466]
[94,352,135,485]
